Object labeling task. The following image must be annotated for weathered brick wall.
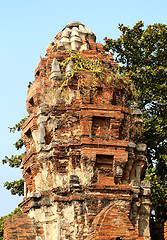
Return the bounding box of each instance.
[4,21,152,240]
[3,212,37,239]
[164,221,167,240]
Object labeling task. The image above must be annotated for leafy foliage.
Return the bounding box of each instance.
[8,117,28,133]
[59,50,107,92]
[13,138,24,150]
[3,179,24,196]
[1,118,26,238]
[59,50,135,99]
[2,118,27,196]
[2,155,22,168]
[104,21,167,223]
[60,50,105,80]
[0,207,20,240]
[28,82,33,88]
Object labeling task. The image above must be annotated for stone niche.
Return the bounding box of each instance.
[93,154,114,185]
[92,117,111,139]
[4,21,151,240]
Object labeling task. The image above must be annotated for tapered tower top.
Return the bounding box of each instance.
[47,21,96,51]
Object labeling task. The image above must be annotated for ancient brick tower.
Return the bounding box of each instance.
[4,21,151,240]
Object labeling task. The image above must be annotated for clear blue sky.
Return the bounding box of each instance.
[0,0,166,217]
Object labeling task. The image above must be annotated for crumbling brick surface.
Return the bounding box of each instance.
[4,21,152,240]
[164,221,167,240]
[3,212,37,239]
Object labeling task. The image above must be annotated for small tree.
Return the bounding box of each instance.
[0,118,26,239]
[2,117,27,196]
[104,21,167,223]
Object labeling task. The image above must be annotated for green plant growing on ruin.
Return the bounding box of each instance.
[59,50,135,98]
[59,50,104,90]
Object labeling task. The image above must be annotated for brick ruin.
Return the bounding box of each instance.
[165,221,167,240]
[4,21,151,240]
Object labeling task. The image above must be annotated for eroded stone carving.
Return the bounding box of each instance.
[66,60,74,75]
[50,58,62,79]
[54,21,96,51]
[37,103,49,149]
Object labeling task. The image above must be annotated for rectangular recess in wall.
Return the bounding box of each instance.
[94,155,114,185]
[92,116,110,139]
